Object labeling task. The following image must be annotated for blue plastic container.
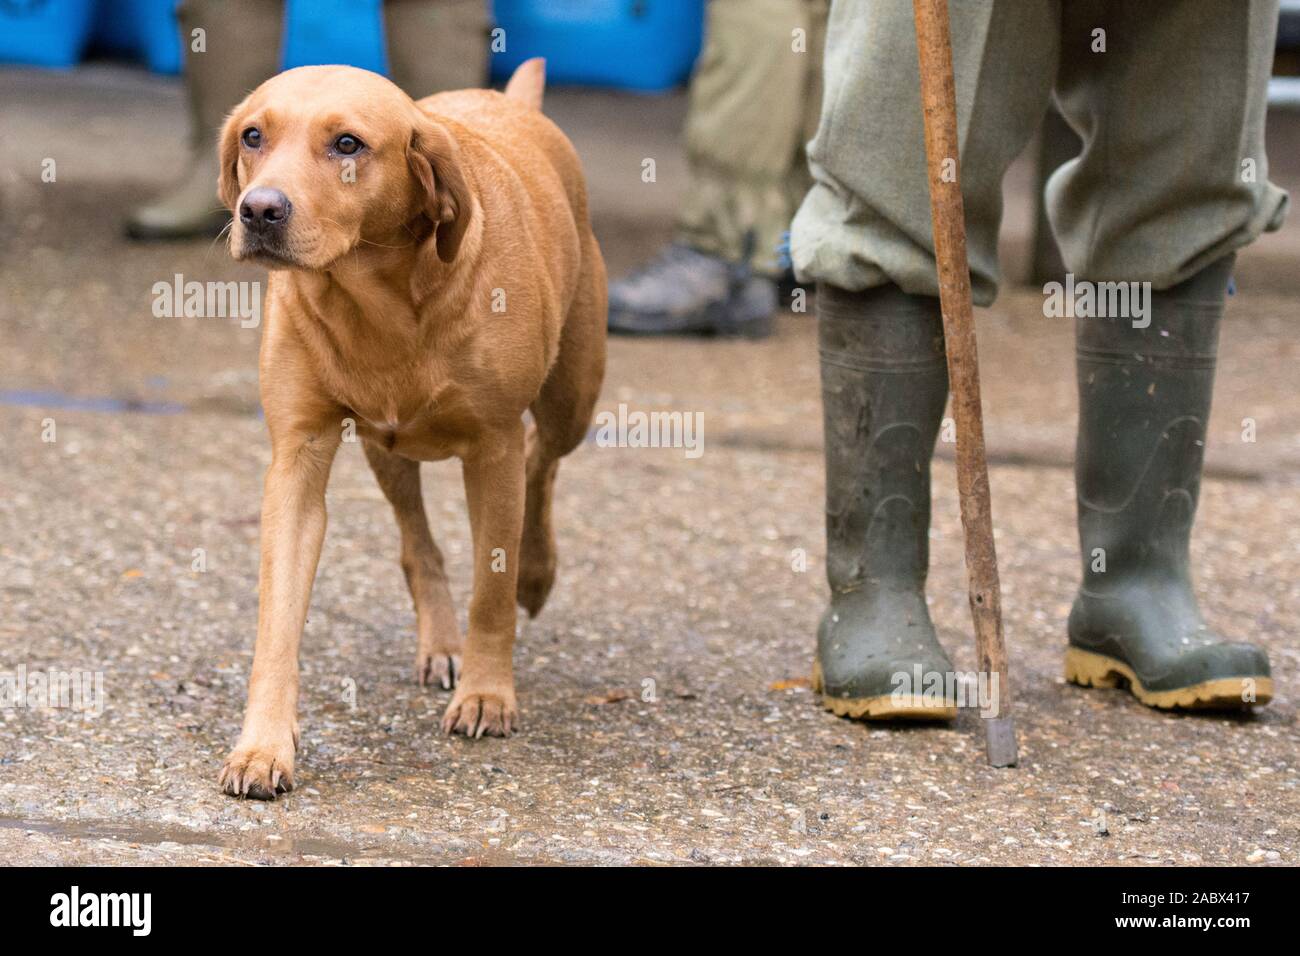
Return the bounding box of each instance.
[2,0,707,88]
[0,0,99,69]
[6,0,385,75]
[89,0,182,74]
[490,0,704,93]
[282,0,387,75]
[133,0,182,73]
[89,0,139,55]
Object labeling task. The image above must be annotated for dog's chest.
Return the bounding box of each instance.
[294,306,477,459]
[344,383,475,462]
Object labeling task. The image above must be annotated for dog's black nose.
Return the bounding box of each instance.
[239,188,292,230]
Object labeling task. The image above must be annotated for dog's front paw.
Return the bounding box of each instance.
[219,732,296,799]
[441,684,519,738]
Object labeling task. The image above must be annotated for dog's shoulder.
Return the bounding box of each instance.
[419,90,589,222]
[416,89,544,138]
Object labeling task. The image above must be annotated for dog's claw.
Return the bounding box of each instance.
[220,740,295,800]
[416,651,461,691]
[442,688,518,738]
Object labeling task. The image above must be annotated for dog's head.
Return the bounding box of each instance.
[218,65,471,271]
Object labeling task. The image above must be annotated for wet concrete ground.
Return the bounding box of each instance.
[0,65,1297,865]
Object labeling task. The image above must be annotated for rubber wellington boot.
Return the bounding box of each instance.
[813,284,957,720]
[383,0,488,99]
[1067,255,1273,709]
[126,0,283,240]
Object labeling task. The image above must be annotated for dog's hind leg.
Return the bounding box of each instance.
[362,440,463,689]
[518,237,607,617]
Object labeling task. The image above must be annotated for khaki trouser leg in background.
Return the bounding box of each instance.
[676,0,828,277]
[125,0,285,239]
[384,0,488,98]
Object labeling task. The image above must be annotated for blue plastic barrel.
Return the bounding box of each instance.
[89,0,139,55]
[0,0,99,69]
[4,0,706,89]
[88,0,182,74]
[489,0,705,93]
[281,0,387,75]
[132,0,182,73]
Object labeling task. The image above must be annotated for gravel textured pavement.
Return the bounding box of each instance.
[0,66,1296,866]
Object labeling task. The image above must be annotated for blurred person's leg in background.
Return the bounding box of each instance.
[384,0,487,96]
[608,0,827,338]
[125,0,487,241]
[125,0,282,239]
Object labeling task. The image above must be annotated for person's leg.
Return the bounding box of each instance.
[126,0,284,240]
[1055,0,1285,709]
[608,0,827,337]
[1049,0,1288,288]
[383,0,487,98]
[795,0,1060,717]
[813,285,954,718]
[1068,257,1273,708]
[792,0,1059,304]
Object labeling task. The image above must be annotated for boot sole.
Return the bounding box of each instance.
[1065,647,1273,710]
[812,660,957,721]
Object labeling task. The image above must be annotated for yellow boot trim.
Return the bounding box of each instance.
[1065,646,1273,710]
[812,659,958,721]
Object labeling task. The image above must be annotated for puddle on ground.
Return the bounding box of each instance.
[0,389,185,415]
[0,815,522,865]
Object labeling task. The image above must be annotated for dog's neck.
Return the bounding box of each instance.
[280,242,413,341]
[323,239,419,305]
[282,203,484,352]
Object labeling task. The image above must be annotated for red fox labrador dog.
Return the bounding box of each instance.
[216,60,606,798]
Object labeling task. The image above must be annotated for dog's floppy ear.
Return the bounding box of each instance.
[216,100,250,211]
[407,115,472,264]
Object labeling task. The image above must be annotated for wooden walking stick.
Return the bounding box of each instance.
[912,0,1018,767]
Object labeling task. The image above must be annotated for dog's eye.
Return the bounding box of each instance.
[241,127,262,148]
[333,134,364,156]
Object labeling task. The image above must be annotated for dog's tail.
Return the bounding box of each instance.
[504,57,545,111]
